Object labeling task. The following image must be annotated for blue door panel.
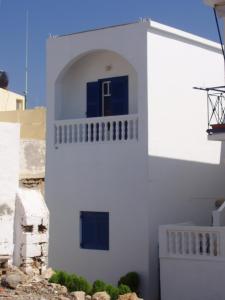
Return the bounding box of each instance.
[86,81,101,117]
[110,76,128,115]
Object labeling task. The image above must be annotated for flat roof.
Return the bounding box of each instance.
[50,18,221,52]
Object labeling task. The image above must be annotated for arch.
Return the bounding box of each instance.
[55,49,138,120]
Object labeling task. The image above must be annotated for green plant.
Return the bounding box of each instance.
[92,280,107,294]
[118,272,140,294]
[49,270,69,286]
[106,285,119,300]
[118,284,131,295]
[74,276,92,294]
[66,274,78,292]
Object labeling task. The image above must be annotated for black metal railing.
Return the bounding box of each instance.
[194,86,225,134]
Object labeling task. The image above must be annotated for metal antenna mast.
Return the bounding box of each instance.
[25,10,29,108]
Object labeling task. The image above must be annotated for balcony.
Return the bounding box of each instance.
[159,223,225,300]
[54,114,138,147]
[159,224,225,259]
[204,86,225,140]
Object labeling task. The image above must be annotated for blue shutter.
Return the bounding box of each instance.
[80,212,109,250]
[86,82,101,117]
[110,76,128,115]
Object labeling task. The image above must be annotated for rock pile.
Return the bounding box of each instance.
[0,266,142,300]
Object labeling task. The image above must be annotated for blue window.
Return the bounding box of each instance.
[80,211,109,250]
[86,76,128,117]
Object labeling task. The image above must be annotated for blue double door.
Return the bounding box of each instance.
[86,75,128,118]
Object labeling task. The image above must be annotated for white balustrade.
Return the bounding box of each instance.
[54,114,138,146]
[159,224,225,259]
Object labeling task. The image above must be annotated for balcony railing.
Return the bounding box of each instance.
[194,86,225,135]
[54,114,138,146]
[159,224,225,259]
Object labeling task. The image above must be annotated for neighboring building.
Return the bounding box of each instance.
[46,20,225,299]
[0,122,49,275]
[159,2,225,300]
[0,88,25,111]
[0,107,46,194]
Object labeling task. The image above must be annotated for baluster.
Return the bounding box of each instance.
[209,233,214,256]
[78,124,82,143]
[202,233,207,255]
[196,233,200,255]
[99,123,102,142]
[61,126,65,144]
[65,125,68,143]
[55,125,58,145]
[115,121,119,141]
[93,123,96,142]
[181,231,185,255]
[187,232,191,255]
[74,125,77,143]
[133,119,137,140]
[87,123,90,142]
[175,232,179,254]
[109,121,113,141]
[121,121,125,140]
[126,120,130,140]
[168,231,173,254]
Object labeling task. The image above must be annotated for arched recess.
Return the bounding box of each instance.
[55,49,138,120]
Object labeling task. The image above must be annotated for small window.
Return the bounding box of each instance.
[16,99,23,110]
[80,211,109,250]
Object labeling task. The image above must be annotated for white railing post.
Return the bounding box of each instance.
[54,114,139,146]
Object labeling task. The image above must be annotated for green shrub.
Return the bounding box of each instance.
[49,272,59,284]
[74,276,92,294]
[49,270,69,286]
[118,272,140,294]
[106,285,119,300]
[92,280,107,294]
[66,274,78,292]
[49,271,92,294]
[118,284,131,295]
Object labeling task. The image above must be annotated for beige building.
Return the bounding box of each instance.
[0,88,25,111]
[0,107,46,194]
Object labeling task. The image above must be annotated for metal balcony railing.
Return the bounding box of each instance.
[195,86,225,134]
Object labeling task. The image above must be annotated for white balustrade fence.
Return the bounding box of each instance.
[54,114,138,146]
[159,225,225,259]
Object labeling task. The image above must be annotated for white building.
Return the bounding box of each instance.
[0,122,49,275]
[46,19,225,299]
[159,2,225,300]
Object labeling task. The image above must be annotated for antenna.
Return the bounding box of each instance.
[25,10,29,108]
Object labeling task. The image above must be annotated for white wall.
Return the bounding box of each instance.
[46,21,150,298]
[46,20,225,300]
[58,50,138,120]
[0,123,20,259]
[160,258,225,300]
[147,22,225,300]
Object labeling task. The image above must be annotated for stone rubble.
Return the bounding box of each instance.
[0,266,141,300]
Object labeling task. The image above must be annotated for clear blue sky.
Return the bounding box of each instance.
[0,0,222,108]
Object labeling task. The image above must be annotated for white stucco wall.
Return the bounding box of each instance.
[160,258,225,300]
[46,20,225,300]
[0,123,20,259]
[147,22,225,300]
[58,50,138,120]
[46,21,150,298]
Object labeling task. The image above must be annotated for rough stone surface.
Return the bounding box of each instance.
[92,291,110,300]
[0,266,75,299]
[70,291,86,300]
[118,293,140,300]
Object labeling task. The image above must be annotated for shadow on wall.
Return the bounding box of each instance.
[147,141,225,300]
